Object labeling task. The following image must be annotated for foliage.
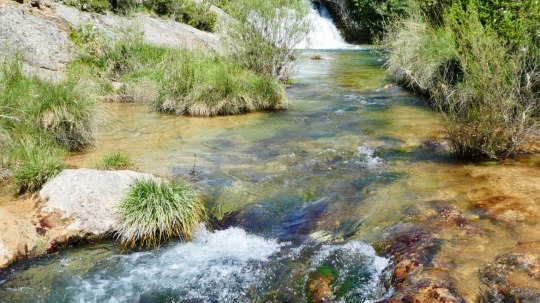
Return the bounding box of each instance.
[143,0,217,32]
[73,26,287,116]
[384,1,540,159]
[64,0,111,13]
[223,0,311,81]
[116,178,206,248]
[12,140,65,194]
[156,50,286,116]
[0,57,99,191]
[98,152,134,170]
[348,0,410,42]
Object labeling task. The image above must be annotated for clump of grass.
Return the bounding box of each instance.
[0,57,99,192]
[116,178,206,248]
[98,152,134,170]
[156,50,287,116]
[1,58,100,152]
[12,141,65,194]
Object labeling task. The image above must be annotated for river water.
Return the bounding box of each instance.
[1,48,540,302]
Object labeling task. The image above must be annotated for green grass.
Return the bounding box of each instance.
[71,26,287,116]
[98,152,134,170]
[116,178,206,248]
[11,141,66,194]
[384,2,540,159]
[156,50,287,116]
[0,57,99,193]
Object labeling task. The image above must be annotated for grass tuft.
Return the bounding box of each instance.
[116,178,206,248]
[12,141,65,194]
[98,152,134,170]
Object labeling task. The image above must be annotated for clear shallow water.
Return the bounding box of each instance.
[3,49,540,302]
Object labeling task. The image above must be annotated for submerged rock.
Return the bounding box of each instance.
[375,225,465,303]
[479,243,540,303]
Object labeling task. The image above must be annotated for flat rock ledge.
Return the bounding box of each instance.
[0,168,158,269]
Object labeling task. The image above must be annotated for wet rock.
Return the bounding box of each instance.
[306,271,334,302]
[375,225,465,303]
[479,246,540,303]
[476,195,535,224]
[0,168,160,269]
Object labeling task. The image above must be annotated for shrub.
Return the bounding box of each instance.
[73,29,288,116]
[64,0,110,13]
[116,179,206,248]
[143,0,217,32]
[12,141,65,194]
[0,57,98,190]
[223,0,311,81]
[98,152,134,170]
[384,1,540,159]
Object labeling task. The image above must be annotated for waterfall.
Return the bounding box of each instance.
[299,2,351,49]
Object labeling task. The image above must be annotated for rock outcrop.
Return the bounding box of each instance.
[0,0,220,79]
[0,168,158,269]
[0,1,73,80]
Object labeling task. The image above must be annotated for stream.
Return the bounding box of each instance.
[1,40,540,303]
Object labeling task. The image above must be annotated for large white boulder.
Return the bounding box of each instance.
[39,168,157,236]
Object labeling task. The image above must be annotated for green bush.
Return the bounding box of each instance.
[64,0,110,13]
[73,28,287,116]
[143,0,217,32]
[384,1,540,159]
[12,141,65,194]
[98,152,134,170]
[223,0,311,81]
[0,57,99,191]
[0,58,99,153]
[116,178,206,248]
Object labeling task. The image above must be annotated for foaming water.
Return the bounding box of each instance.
[299,2,352,49]
[0,227,390,302]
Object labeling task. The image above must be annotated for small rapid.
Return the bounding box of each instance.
[1,226,390,302]
[299,2,352,49]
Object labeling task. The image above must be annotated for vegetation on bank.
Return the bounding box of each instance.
[0,58,99,193]
[383,0,539,159]
[70,26,287,116]
[323,0,539,159]
[116,178,205,248]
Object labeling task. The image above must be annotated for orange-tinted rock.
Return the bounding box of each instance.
[306,272,334,303]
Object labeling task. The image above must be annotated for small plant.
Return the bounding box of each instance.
[116,178,206,248]
[98,152,134,170]
[12,141,65,194]
[310,55,322,60]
